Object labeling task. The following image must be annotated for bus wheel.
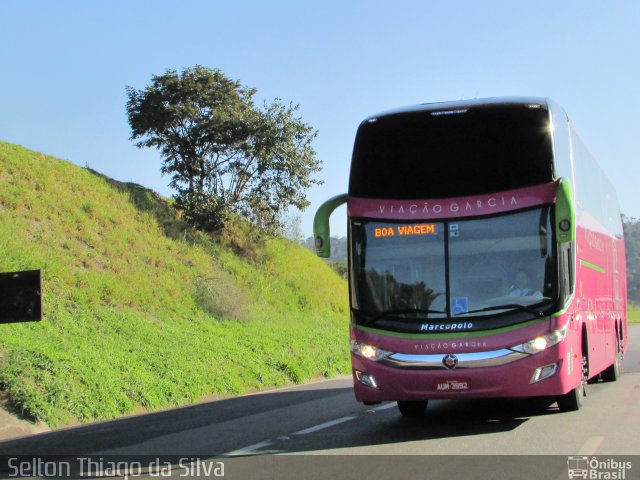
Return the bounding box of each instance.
[557,353,587,412]
[556,382,584,412]
[397,400,428,417]
[601,335,623,382]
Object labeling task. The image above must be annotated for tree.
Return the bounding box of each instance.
[281,213,304,243]
[126,65,322,233]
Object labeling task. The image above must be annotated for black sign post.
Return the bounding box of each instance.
[0,269,42,324]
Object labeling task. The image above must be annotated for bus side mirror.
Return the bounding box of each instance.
[0,269,42,324]
[313,194,347,258]
[555,178,574,244]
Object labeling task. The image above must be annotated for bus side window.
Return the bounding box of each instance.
[560,243,574,302]
[567,244,574,295]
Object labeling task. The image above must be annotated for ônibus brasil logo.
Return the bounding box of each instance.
[567,456,632,479]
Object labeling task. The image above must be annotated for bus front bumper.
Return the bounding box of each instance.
[351,345,575,402]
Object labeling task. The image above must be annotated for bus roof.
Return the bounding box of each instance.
[363,97,552,123]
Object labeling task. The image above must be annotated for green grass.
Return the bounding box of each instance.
[0,142,350,426]
[628,305,640,324]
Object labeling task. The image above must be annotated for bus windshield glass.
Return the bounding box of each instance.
[349,104,554,199]
[350,207,555,323]
[350,221,448,319]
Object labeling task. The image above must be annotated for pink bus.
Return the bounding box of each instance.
[314,98,627,416]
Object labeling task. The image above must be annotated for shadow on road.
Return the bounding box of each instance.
[0,380,559,457]
[0,387,353,455]
[256,396,560,455]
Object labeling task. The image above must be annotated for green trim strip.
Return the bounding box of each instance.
[553,303,572,317]
[352,317,550,339]
[555,178,575,243]
[580,259,605,273]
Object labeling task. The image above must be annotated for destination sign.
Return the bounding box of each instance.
[374,224,437,238]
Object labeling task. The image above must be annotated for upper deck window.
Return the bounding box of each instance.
[349,104,554,199]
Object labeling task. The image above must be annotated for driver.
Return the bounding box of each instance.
[507,270,543,298]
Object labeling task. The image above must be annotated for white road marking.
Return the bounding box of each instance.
[292,416,357,435]
[224,440,272,457]
[368,402,396,412]
[577,435,604,455]
[224,403,392,455]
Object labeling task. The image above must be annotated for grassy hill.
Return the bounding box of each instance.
[0,141,350,426]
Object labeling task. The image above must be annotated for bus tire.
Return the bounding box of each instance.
[557,349,587,412]
[397,400,428,417]
[601,334,622,382]
[556,382,584,412]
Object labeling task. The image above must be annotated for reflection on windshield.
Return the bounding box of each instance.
[351,221,446,318]
[350,207,555,322]
[448,208,554,316]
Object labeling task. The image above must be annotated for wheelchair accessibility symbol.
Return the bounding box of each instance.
[450,297,468,315]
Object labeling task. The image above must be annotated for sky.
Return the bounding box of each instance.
[1,1,639,238]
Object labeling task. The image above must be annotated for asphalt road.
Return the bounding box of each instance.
[1,326,639,477]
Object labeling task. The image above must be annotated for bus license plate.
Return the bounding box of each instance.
[435,380,470,391]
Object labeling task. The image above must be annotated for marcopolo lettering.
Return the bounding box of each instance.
[420,322,473,331]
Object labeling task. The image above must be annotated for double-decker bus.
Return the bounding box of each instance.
[314,97,627,416]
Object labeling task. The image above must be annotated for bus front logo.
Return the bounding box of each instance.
[443,354,458,369]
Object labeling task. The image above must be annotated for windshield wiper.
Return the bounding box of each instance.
[455,298,552,317]
[358,308,447,325]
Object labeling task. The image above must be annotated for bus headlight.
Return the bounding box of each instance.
[350,341,393,361]
[509,323,568,355]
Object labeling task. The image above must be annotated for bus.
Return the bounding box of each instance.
[313,97,627,416]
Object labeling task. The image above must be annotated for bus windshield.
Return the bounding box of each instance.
[349,104,554,199]
[350,207,556,325]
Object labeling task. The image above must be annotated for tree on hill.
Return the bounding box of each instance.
[126,65,322,233]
